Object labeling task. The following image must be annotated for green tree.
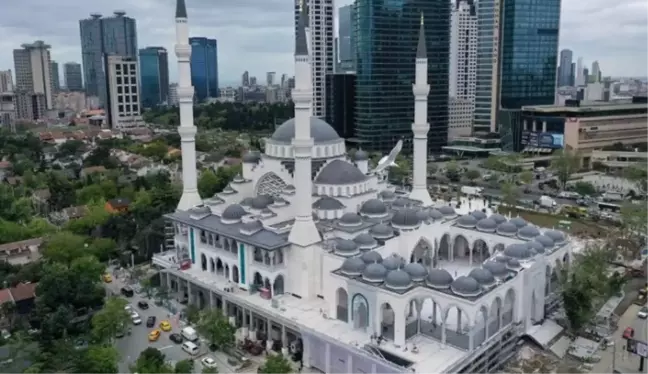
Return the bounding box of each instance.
[616,202,648,260]
[518,170,534,185]
[196,308,235,350]
[624,162,647,196]
[42,232,87,264]
[198,169,221,198]
[46,171,76,211]
[185,304,202,325]
[130,348,174,373]
[259,354,293,374]
[77,184,105,204]
[174,359,194,373]
[572,181,596,196]
[445,160,460,182]
[500,182,520,210]
[464,169,481,183]
[91,297,130,343]
[550,149,580,189]
[78,345,120,373]
[202,366,219,374]
[57,140,85,157]
[65,203,111,235]
[427,163,438,175]
[140,277,154,298]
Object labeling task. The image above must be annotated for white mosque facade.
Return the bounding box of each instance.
[153,2,573,373]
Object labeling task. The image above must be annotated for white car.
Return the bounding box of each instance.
[638,306,648,319]
[125,304,132,312]
[201,357,218,369]
[131,316,142,325]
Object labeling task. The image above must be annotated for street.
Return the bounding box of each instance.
[592,304,647,373]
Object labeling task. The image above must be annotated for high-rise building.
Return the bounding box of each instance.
[575,57,585,86]
[189,37,218,101]
[0,70,13,93]
[591,61,601,83]
[293,0,334,118]
[64,62,84,91]
[13,41,54,111]
[266,72,276,86]
[139,47,169,108]
[472,0,502,132]
[250,76,257,86]
[106,55,142,129]
[0,93,15,130]
[242,71,249,87]
[448,0,477,139]
[168,83,178,106]
[79,11,138,107]
[570,62,576,86]
[51,61,60,93]
[338,5,354,70]
[354,0,450,153]
[557,49,573,87]
[325,73,356,140]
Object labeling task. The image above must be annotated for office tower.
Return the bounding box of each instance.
[250,76,257,86]
[139,47,170,108]
[570,62,576,86]
[558,49,573,87]
[448,0,477,139]
[64,62,84,91]
[189,37,218,101]
[266,72,276,86]
[281,73,289,88]
[13,41,54,110]
[355,0,450,153]
[325,73,356,139]
[338,5,354,70]
[0,93,15,130]
[0,71,13,93]
[583,68,589,83]
[293,0,334,118]
[472,0,502,132]
[575,57,584,86]
[242,71,249,87]
[168,83,178,106]
[106,56,142,129]
[79,11,138,107]
[591,61,600,83]
[51,61,60,92]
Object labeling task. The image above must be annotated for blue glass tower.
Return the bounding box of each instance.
[189,37,219,102]
[139,47,169,108]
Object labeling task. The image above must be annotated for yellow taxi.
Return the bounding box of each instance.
[102,273,112,283]
[148,329,161,342]
[159,320,172,332]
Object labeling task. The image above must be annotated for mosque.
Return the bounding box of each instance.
[153,1,574,372]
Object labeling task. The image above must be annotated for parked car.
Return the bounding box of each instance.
[121,287,134,297]
[146,316,156,327]
[170,333,183,344]
[638,306,648,319]
[201,357,218,369]
[137,301,149,310]
[622,327,634,340]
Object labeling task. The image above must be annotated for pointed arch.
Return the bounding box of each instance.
[255,172,287,197]
[503,288,516,326]
[351,294,369,329]
[452,234,470,261]
[380,302,395,341]
[200,253,207,271]
[410,237,433,264]
[336,288,348,322]
[488,297,502,337]
[438,233,451,260]
[273,274,285,296]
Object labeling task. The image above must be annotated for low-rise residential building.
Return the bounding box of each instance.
[0,238,43,265]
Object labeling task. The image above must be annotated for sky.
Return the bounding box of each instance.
[0,0,646,87]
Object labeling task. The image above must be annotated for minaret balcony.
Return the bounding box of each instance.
[174,45,191,58]
[412,85,430,96]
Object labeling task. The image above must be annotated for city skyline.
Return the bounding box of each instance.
[0,0,645,84]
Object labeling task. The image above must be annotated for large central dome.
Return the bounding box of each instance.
[270,117,341,144]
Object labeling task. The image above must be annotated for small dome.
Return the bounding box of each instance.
[535,235,555,249]
[477,218,497,232]
[457,214,478,228]
[451,276,481,296]
[544,230,566,244]
[469,268,496,285]
[403,263,428,281]
[385,270,413,290]
[471,210,487,220]
[504,243,532,259]
[426,268,454,288]
[242,151,261,163]
[241,220,262,232]
[360,199,388,216]
[270,117,341,144]
[339,212,363,226]
[251,195,274,210]
[439,206,456,216]
[340,257,366,276]
[429,209,444,220]
[392,198,409,208]
[354,149,369,161]
[313,196,345,210]
[189,205,210,216]
[483,261,508,277]
[416,210,429,222]
[510,217,527,228]
[496,221,518,236]
[495,255,509,263]
[361,251,383,264]
[240,197,254,207]
[527,240,546,254]
[232,173,245,183]
[315,160,367,185]
[379,190,396,201]
[222,184,236,194]
[221,204,247,221]
[362,262,388,282]
[383,254,406,271]
[489,213,507,224]
[507,258,521,269]
[354,233,377,248]
[369,224,394,239]
[391,208,421,227]
[518,225,541,239]
[335,239,359,256]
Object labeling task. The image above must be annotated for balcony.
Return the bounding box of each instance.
[152,251,180,269]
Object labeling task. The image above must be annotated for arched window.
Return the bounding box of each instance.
[351,294,369,329]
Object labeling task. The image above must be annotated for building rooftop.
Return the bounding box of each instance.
[522,100,647,113]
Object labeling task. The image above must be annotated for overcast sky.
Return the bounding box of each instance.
[0,0,646,86]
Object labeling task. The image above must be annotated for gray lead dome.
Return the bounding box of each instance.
[312,196,345,210]
[526,240,545,254]
[429,209,444,220]
[391,208,421,227]
[340,257,366,276]
[457,214,478,228]
[469,268,496,285]
[496,221,518,236]
[483,261,508,277]
[451,276,481,296]
[339,212,363,226]
[426,268,454,288]
[270,117,341,144]
[504,243,532,259]
[221,204,247,221]
[403,262,428,281]
[369,224,394,239]
[383,254,406,271]
[477,218,497,233]
[189,205,210,215]
[535,235,555,249]
[362,262,388,282]
[518,225,541,239]
[335,239,359,256]
[471,210,487,220]
[510,217,527,228]
[251,195,274,210]
[544,230,566,244]
[360,199,388,216]
[385,270,413,290]
[379,190,396,201]
[439,206,456,216]
[354,149,369,161]
[489,213,507,224]
[354,233,377,248]
[242,151,260,163]
[361,251,383,264]
[315,160,367,185]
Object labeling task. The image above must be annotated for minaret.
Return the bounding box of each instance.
[174,0,202,211]
[288,1,321,247]
[409,13,433,206]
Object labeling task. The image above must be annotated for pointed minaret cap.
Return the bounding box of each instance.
[416,12,427,59]
[295,0,309,56]
[176,0,188,18]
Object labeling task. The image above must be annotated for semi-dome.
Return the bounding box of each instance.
[369,224,394,239]
[360,199,388,216]
[242,151,261,163]
[385,270,413,290]
[315,160,367,185]
[439,206,456,216]
[354,149,369,161]
[403,262,428,281]
[483,261,508,278]
[496,221,518,236]
[391,208,421,227]
[251,195,274,210]
[240,197,254,207]
[426,268,454,289]
[429,209,444,220]
[392,198,409,208]
[518,225,541,239]
[312,196,345,210]
[504,243,532,259]
[270,117,341,144]
[361,251,383,264]
[340,257,366,276]
[379,190,396,201]
[489,213,507,224]
[526,240,545,254]
[383,254,406,271]
[334,239,359,256]
[339,212,363,226]
[510,217,527,228]
[451,276,481,296]
[457,214,478,228]
[416,210,429,222]
[477,218,497,233]
[362,262,388,282]
[535,235,555,249]
[544,230,566,244]
[471,210,487,220]
[469,268,496,285]
[221,204,247,221]
[354,233,377,248]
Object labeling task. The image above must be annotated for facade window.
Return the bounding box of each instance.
[200,230,206,243]
[116,77,122,85]
[208,234,213,246]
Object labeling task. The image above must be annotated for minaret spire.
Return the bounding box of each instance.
[174,0,202,211]
[288,4,321,247]
[409,13,433,206]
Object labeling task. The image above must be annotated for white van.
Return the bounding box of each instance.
[181,326,198,341]
[181,341,199,355]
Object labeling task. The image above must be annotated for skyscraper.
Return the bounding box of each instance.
[266,72,276,86]
[13,41,54,111]
[64,62,84,91]
[242,71,249,87]
[449,0,477,138]
[591,61,601,83]
[338,5,354,70]
[139,47,170,108]
[189,37,218,102]
[106,55,142,128]
[51,61,60,92]
[575,57,585,86]
[558,49,573,87]
[0,70,13,93]
[293,0,334,118]
[79,11,138,106]
[354,0,450,153]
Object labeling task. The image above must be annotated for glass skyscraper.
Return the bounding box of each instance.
[338,5,355,69]
[354,0,450,154]
[472,0,499,132]
[139,47,169,108]
[189,37,219,102]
